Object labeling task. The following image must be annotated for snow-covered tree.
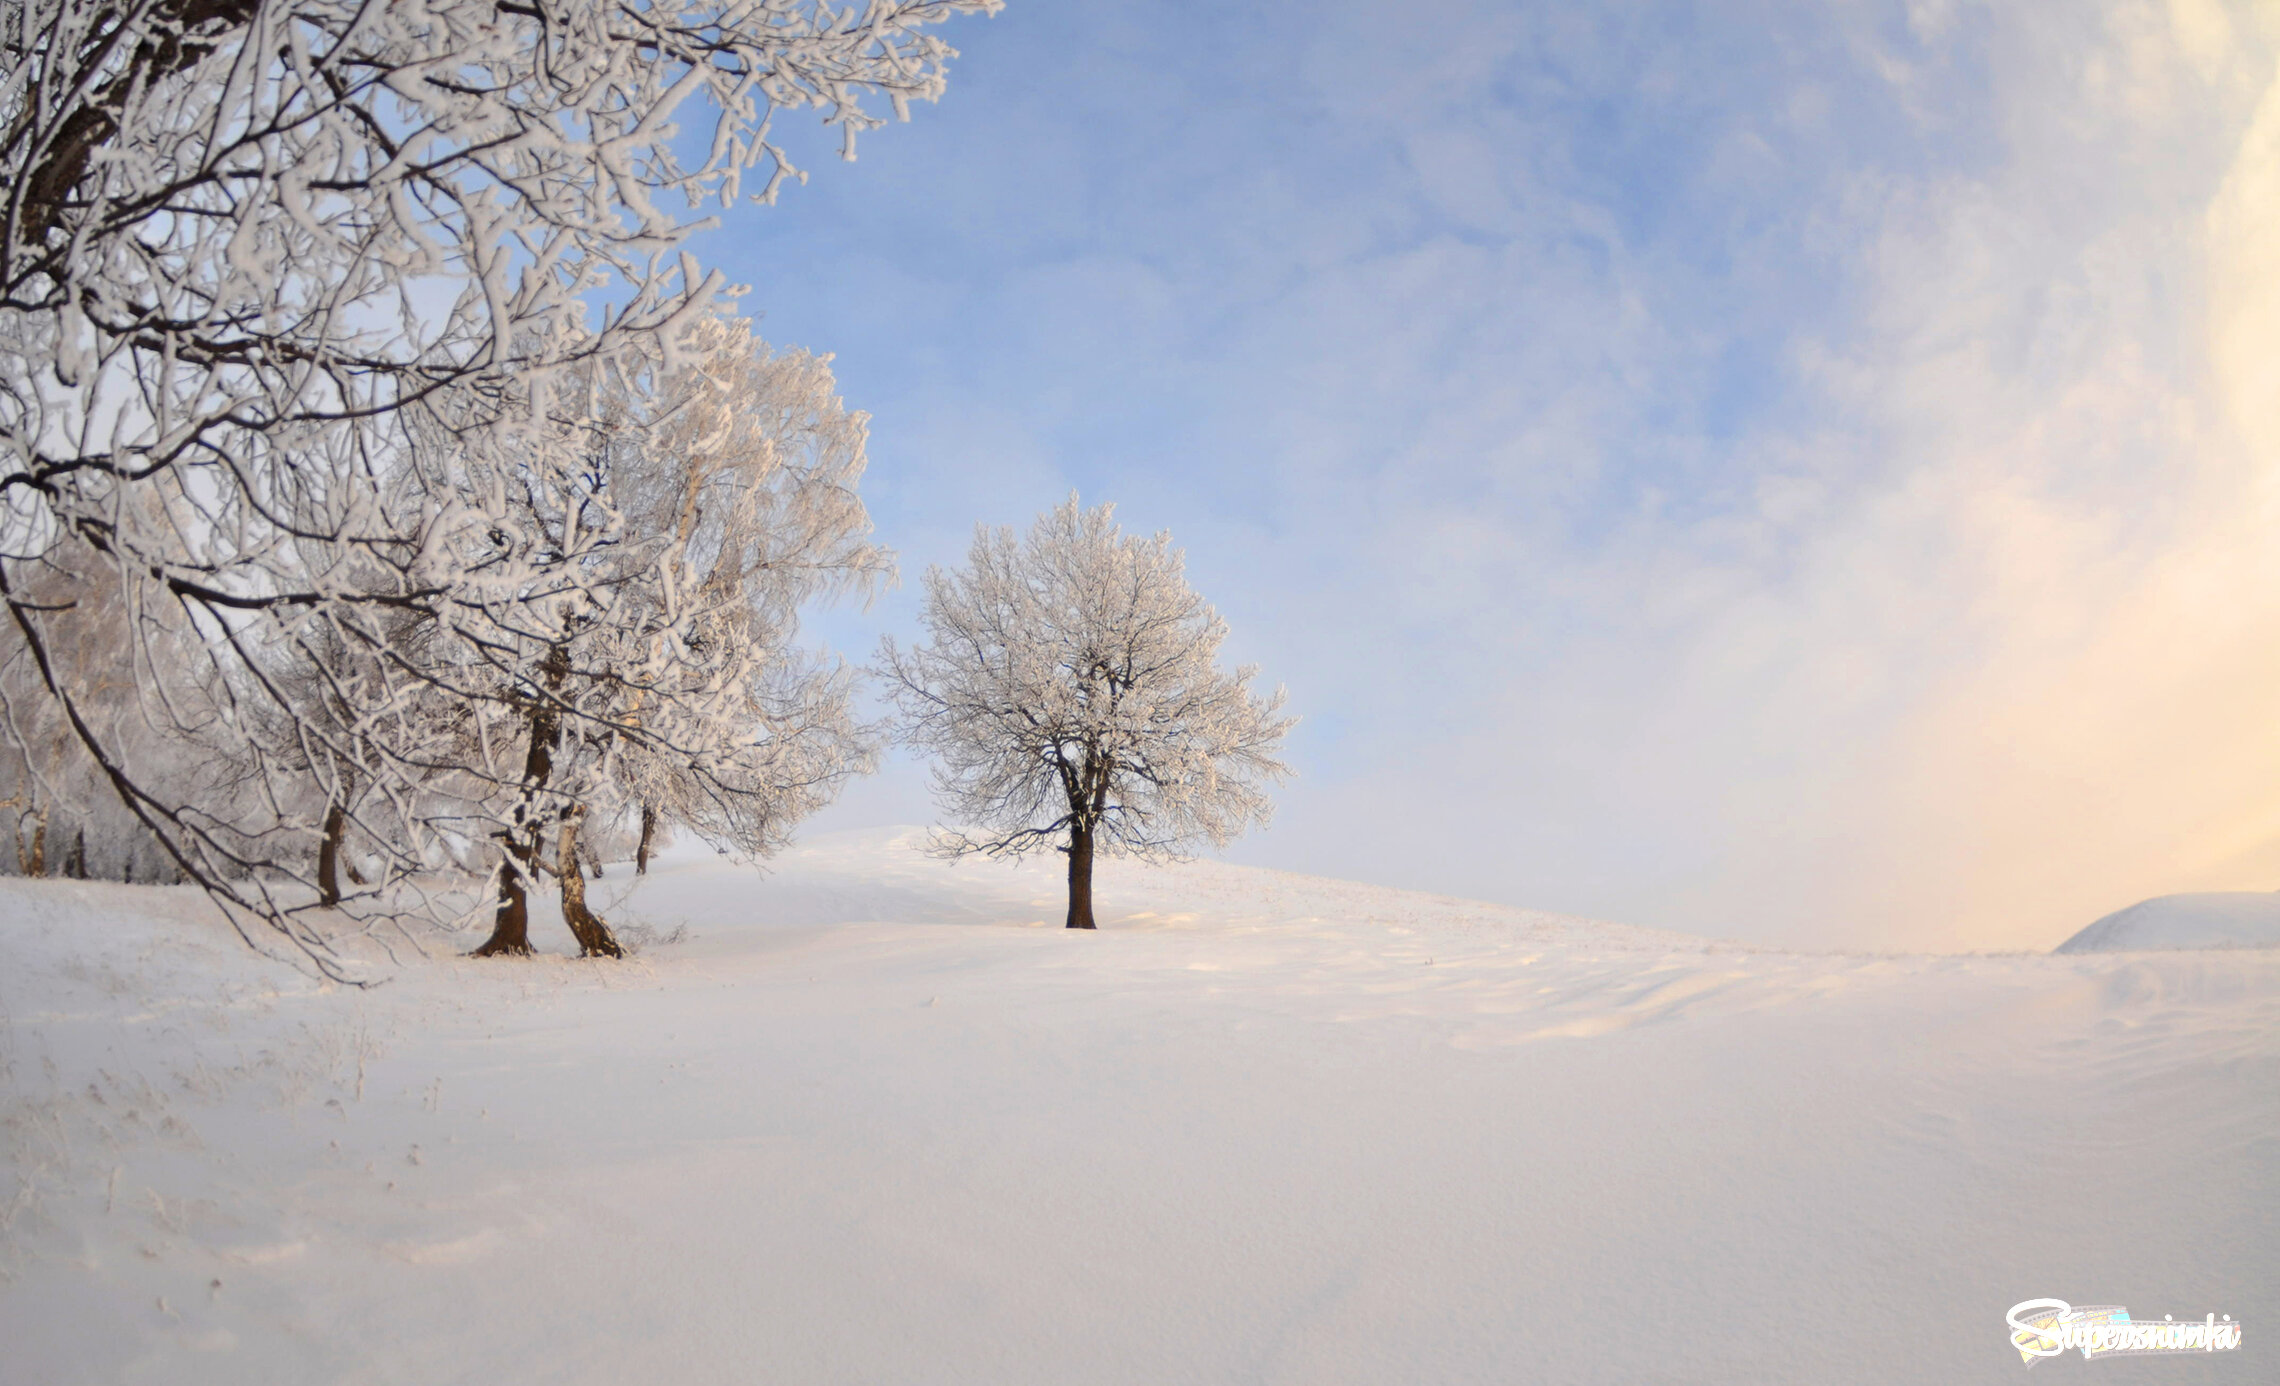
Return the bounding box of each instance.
[0,0,993,971]
[878,496,1293,929]
[597,315,886,872]
[0,542,227,885]
[447,310,889,957]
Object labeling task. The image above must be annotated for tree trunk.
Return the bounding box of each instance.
[19,807,44,877]
[557,810,623,958]
[635,803,658,875]
[477,852,534,957]
[316,799,346,907]
[64,826,86,880]
[1065,823,1097,930]
[18,0,262,245]
[336,767,368,885]
[472,648,567,957]
[472,800,546,957]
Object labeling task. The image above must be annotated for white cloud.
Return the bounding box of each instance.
[1221,2,2280,950]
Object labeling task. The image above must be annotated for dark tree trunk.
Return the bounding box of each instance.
[64,826,86,880]
[473,805,546,957]
[16,0,261,246]
[1065,823,1096,930]
[478,852,534,957]
[472,648,567,958]
[635,803,658,875]
[557,810,623,958]
[316,799,347,907]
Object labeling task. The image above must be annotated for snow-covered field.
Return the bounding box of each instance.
[3,828,2272,1383]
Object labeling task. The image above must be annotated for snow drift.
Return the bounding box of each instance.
[2054,890,2280,953]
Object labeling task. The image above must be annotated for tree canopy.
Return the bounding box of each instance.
[880,495,1292,929]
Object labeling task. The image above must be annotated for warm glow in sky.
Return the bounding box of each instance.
[721,0,2280,951]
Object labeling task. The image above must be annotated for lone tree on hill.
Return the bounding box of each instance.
[879,496,1293,929]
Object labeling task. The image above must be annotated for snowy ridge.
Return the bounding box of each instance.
[636,824,1698,943]
[2054,890,2280,953]
[4,829,2277,1383]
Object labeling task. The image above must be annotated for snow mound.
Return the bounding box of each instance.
[2054,891,2280,953]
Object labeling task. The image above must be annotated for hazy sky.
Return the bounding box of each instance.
[704,0,2280,952]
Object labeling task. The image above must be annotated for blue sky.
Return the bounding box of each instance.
[699,0,2280,951]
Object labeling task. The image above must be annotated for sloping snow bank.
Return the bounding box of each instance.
[4,828,2276,1384]
[2054,891,2280,953]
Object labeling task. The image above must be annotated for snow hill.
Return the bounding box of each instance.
[2055,890,2280,953]
[4,827,2275,1383]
